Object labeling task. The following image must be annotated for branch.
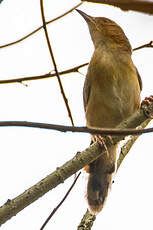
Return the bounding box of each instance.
[0,40,152,85]
[0,105,152,135]
[0,63,88,84]
[0,2,83,49]
[78,210,96,230]
[117,119,149,169]
[0,100,152,226]
[133,40,153,51]
[82,0,153,15]
[40,0,74,126]
[40,172,81,230]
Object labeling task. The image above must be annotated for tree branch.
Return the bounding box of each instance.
[0,106,152,136]
[133,40,153,51]
[40,0,74,126]
[117,119,149,169]
[0,40,152,85]
[40,172,81,230]
[0,63,88,84]
[78,210,96,230]
[0,2,83,49]
[82,0,153,15]
[0,100,152,226]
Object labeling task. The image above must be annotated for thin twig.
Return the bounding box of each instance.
[0,2,83,49]
[0,92,153,136]
[133,40,153,51]
[40,0,74,126]
[0,63,88,84]
[40,172,81,230]
[0,120,152,136]
[0,40,153,85]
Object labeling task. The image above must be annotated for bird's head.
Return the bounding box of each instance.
[76,9,131,52]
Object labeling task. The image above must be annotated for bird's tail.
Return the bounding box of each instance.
[85,145,117,215]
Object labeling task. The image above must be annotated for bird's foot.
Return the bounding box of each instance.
[92,135,113,157]
[141,95,153,118]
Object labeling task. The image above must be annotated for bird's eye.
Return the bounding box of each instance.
[102,18,110,23]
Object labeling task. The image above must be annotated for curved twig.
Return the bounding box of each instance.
[0,2,83,49]
[40,0,74,126]
[0,104,152,135]
[0,63,88,84]
[0,40,152,85]
[40,172,81,230]
[133,40,153,51]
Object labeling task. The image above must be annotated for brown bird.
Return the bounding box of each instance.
[76,9,142,215]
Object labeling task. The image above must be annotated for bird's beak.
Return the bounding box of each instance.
[76,9,94,24]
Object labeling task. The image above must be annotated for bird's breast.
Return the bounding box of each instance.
[85,51,141,128]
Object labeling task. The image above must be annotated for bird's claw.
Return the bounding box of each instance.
[141,96,153,118]
[92,135,112,157]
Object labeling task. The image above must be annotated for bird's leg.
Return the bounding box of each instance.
[92,134,113,156]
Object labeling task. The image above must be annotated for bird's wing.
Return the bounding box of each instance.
[83,77,91,111]
[136,67,143,91]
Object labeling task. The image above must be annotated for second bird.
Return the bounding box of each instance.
[76,9,142,214]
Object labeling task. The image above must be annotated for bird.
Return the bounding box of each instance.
[76,9,142,215]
